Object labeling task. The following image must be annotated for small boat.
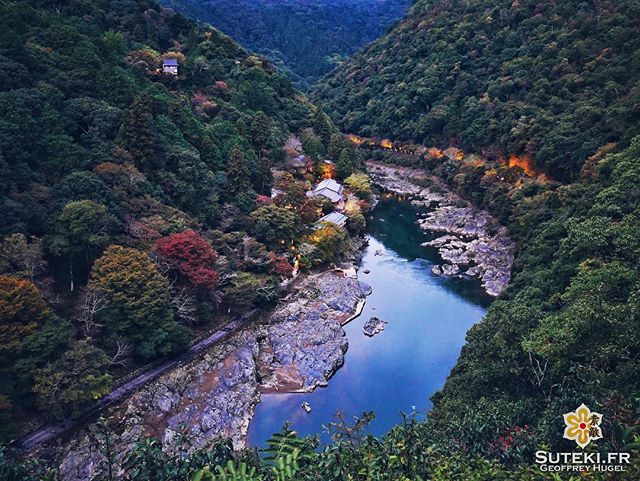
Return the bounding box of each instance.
[301,401,311,413]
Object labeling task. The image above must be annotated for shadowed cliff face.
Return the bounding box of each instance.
[159,0,411,87]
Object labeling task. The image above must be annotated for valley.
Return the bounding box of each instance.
[1,0,639,480]
[23,161,510,480]
[160,0,411,87]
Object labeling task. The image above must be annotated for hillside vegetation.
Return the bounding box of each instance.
[0,0,369,441]
[314,0,640,181]
[2,0,640,479]
[361,134,640,478]
[313,0,640,476]
[160,0,411,88]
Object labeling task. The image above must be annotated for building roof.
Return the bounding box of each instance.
[315,179,342,192]
[317,189,342,203]
[306,179,345,203]
[163,58,179,66]
[316,211,348,228]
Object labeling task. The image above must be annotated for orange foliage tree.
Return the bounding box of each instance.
[0,274,50,361]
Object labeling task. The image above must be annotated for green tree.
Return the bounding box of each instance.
[102,30,127,58]
[335,148,354,180]
[344,173,372,199]
[223,272,278,309]
[118,94,156,174]
[308,224,348,265]
[250,204,300,250]
[249,111,272,151]
[312,105,332,146]
[300,129,324,161]
[256,154,274,195]
[89,245,190,360]
[226,147,251,197]
[32,340,112,419]
[327,133,350,161]
[53,171,117,209]
[48,200,113,292]
[249,113,275,195]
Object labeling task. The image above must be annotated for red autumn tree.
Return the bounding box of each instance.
[154,230,220,289]
[271,253,293,278]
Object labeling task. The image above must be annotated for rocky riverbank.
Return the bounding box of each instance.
[56,330,260,481]
[367,161,514,296]
[257,270,371,393]
[53,270,370,481]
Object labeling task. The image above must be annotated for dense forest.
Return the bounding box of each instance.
[315,0,640,477]
[314,0,640,182]
[2,0,640,479]
[158,0,411,87]
[0,0,369,444]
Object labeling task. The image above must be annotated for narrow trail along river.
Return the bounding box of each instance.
[248,195,491,446]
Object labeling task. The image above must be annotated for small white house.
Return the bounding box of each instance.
[316,211,348,228]
[162,58,178,75]
[270,188,285,199]
[306,179,345,206]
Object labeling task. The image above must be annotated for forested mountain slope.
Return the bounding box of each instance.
[314,0,640,181]
[2,0,640,478]
[0,0,355,440]
[159,0,411,88]
[314,0,640,471]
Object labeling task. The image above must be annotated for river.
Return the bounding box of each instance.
[248,194,491,446]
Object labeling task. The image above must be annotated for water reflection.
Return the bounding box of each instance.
[248,197,489,445]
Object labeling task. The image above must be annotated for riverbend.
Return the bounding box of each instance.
[248,195,490,445]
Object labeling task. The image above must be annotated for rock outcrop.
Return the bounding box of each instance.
[362,317,388,337]
[53,270,370,481]
[368,161,514,296]
[57,330,260,481]
[257,271,371,391]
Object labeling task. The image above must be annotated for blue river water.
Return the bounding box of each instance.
[248,195,490,446]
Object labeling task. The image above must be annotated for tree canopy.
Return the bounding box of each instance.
[314,0,640,182]
[160,0,410,88]
[0,0,345,438]
[89,245,189,360]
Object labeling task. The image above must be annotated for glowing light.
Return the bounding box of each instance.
[427,147,444,158]
[380,139,393,149]
[507,155,536,176]
[347,134,365,145]
[321,162,335,179]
